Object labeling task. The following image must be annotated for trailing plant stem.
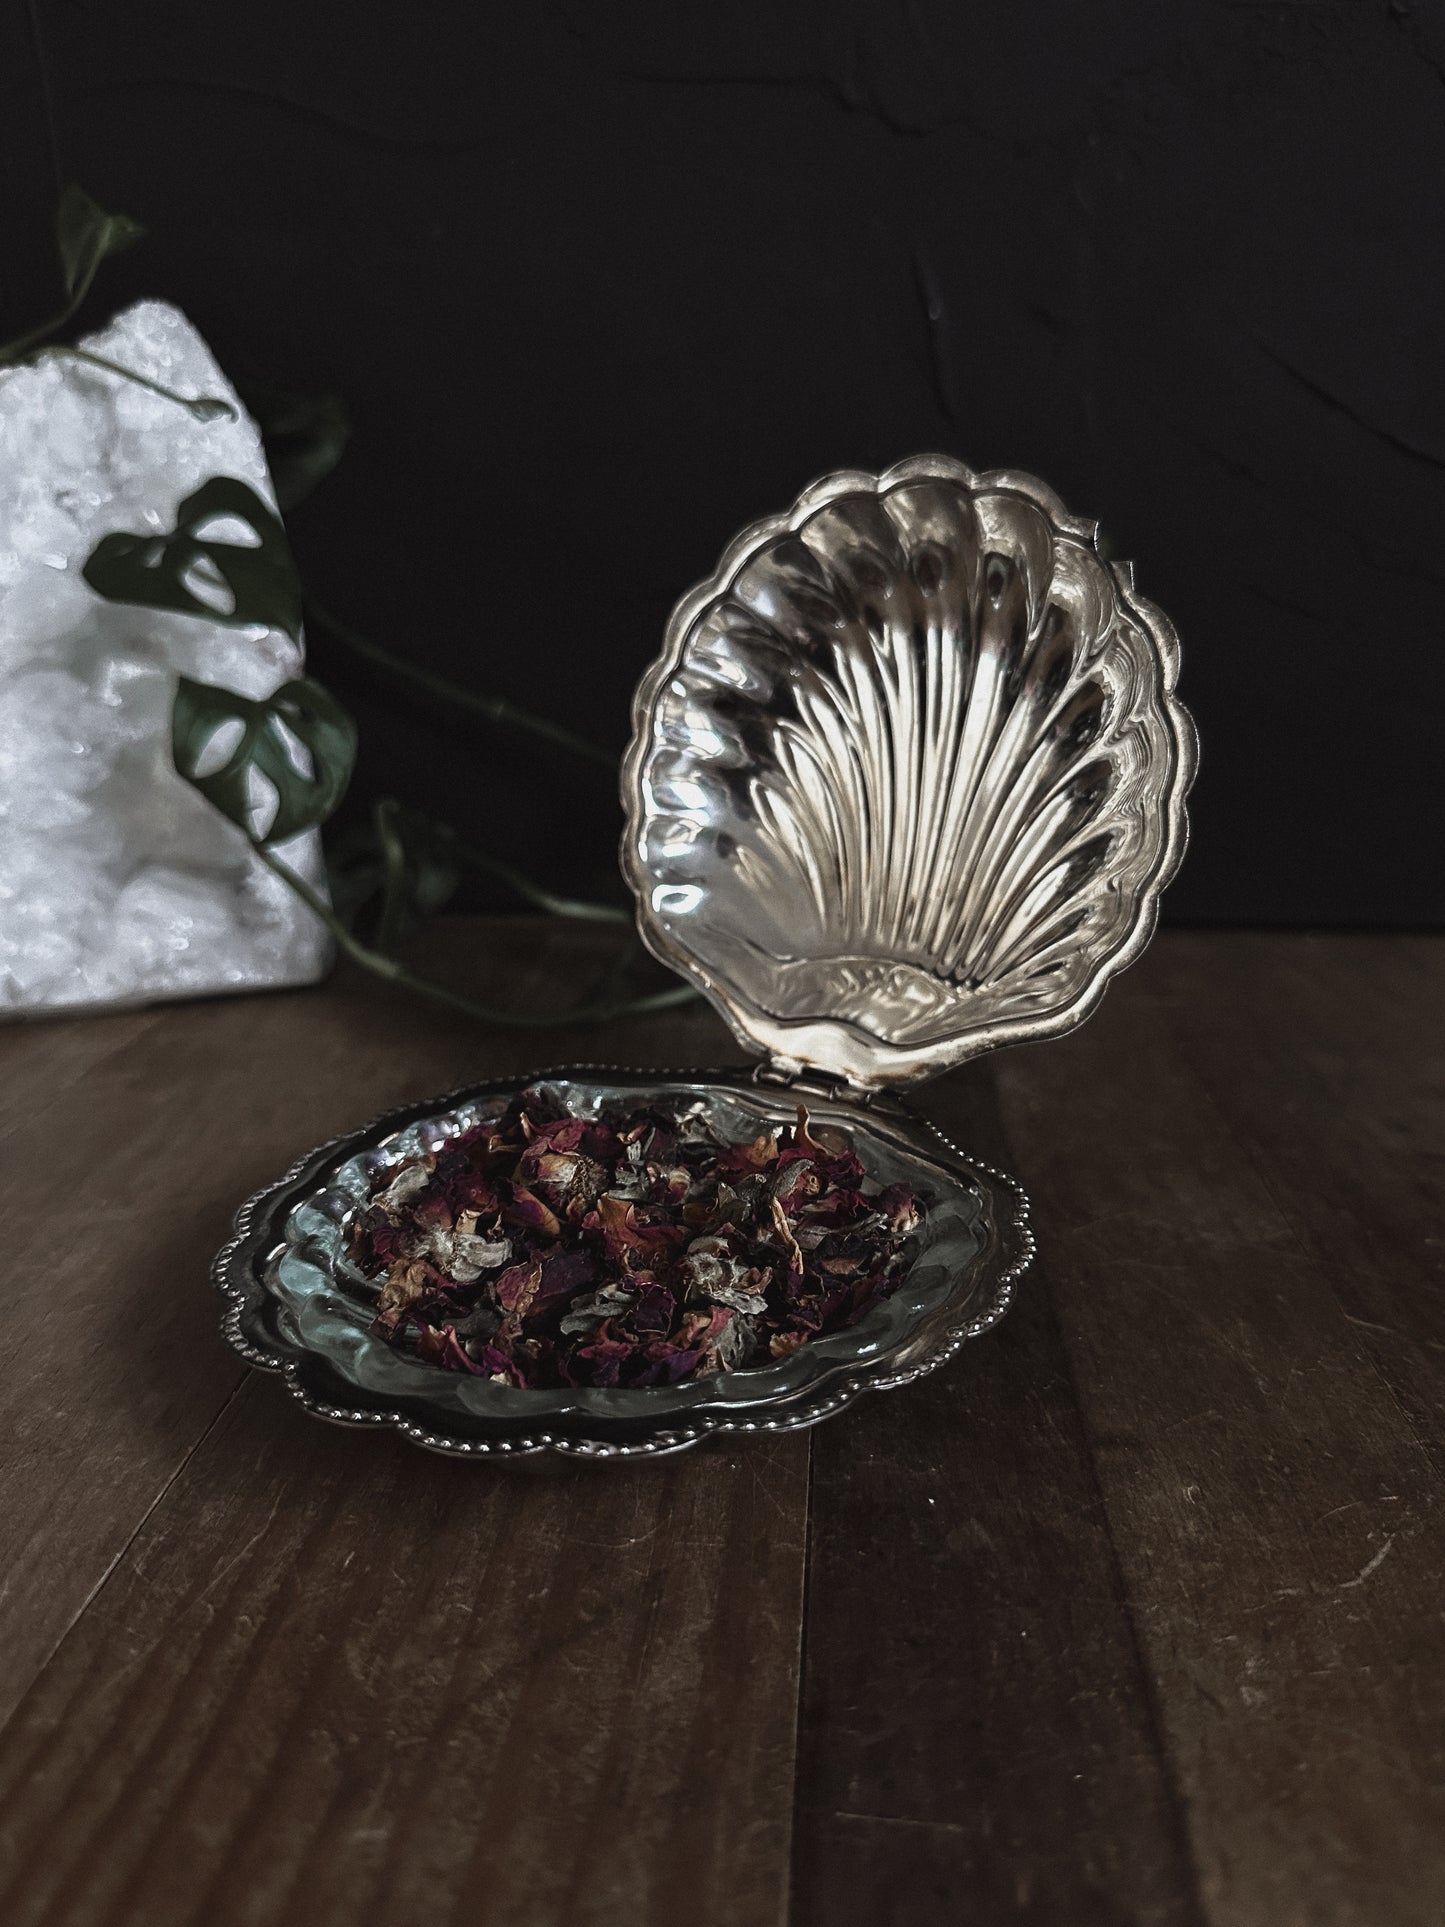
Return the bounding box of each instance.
[449,835,630,924]
[254,843,695,1028]
[38,345,235,418]
[0,289,85,362]
[303,593,617,771]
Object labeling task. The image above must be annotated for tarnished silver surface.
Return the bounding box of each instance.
[623,454,1196,1089]
[213,1067,1032,1460]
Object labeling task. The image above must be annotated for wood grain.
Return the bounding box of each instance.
[793,1070,1204,1927]
[0,931,752,1687]
[0,921,808,1927]
[1157,935,1445,1467]
[993,939,1445,1927]
[0,1391,806,1927]
[1,927,1442,1927]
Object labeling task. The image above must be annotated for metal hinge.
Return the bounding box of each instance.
[750,1058,895,1112]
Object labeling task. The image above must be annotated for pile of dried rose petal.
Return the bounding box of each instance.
[346,1085,926,1389]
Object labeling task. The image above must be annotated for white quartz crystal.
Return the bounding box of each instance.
[0,299,332,1015]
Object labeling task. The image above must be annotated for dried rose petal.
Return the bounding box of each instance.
[495,1257,543,1317]
[376,1160,434,1215]
[470,1340,523,1384]
[535,1247,596,1308]
[374,1256,436,1333]
[593,1194,685,1266]
[503,1185,562,1239]
[679,1236,771,1315]
[768,1195,805,1275]
[560,1281,637,1335]
[715,1128,779,1175]
[357,1087,927,1390]
[519,1142,605,1209]
[632,1282,678,1335]
[573,1331,634,1386]
[771,1156,819,1210]
[874,1181,924,1234]
[417,1224,511,1283]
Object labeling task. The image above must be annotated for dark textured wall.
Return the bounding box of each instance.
[5,3,1444,925]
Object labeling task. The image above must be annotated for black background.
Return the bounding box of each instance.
[5,2,1444,925]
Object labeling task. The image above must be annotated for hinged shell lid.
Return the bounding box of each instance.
[621,455,1196,1090]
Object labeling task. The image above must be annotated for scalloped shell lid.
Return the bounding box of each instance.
[621,455,1197,1090]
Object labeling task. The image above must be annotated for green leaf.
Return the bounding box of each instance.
[236,383,351,511]
[56,184,145,302]
[83,475,302,640]
[172,673,357,846]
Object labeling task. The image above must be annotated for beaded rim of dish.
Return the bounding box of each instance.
[212,1064,1033,1460]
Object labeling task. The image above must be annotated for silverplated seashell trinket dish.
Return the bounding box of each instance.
[216,454,1197,1459]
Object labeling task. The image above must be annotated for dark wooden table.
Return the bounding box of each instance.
[0,923,1441,1927]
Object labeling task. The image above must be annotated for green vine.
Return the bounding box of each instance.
[253,841,692,1029]
[81,471,679,1028]
[303,592,616,771]
[144,662,686,1030]
[39,181,677,1027]
[0,186,235,421]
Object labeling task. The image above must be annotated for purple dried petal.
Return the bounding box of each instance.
[640,1343,706,1383]
[531,1116,589,1153]
[874,1181,923,1233]
[535,1246,597,1307]
[574,1332,634,1386]
[471,1341,522,1383]
[632,1282,678,1335]
[364,1088,927,1389]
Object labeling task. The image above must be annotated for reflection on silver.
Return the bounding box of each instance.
[623,454,1196,1089]
[213,1067,1032,1460]
[212,455,1195,1460]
